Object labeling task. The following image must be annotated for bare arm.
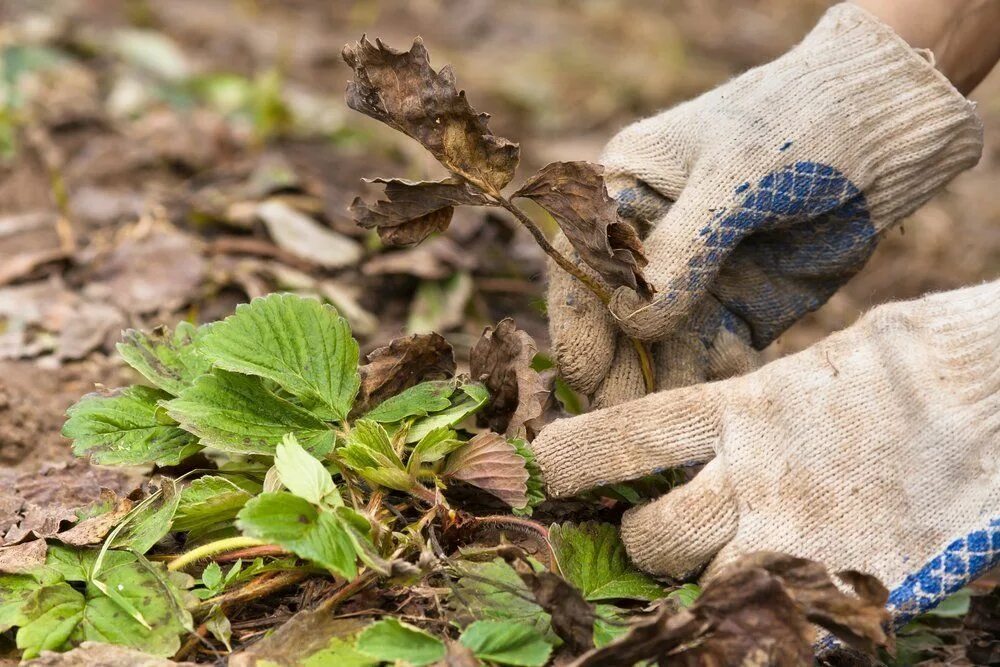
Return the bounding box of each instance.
[853,0,1000,94]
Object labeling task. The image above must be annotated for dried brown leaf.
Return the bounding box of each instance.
[24,642,199,666]
[514,161,652,298]
[0,539,47,574]
[343,37,519,193]
[512,559,596,654]
[350,178,491,246]
[356,332,456,413]
[53,492,134,547]
[570,551,891,667]
[443,431,529,508]
[469,318,547,438]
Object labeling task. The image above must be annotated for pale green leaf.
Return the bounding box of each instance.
[407,427,463,473]
[340,420,413,492]
[117,321,213,396]
[275,433,340,506]
[174,475,259,537]
[459,620,552,666]
[302,637,378,667]
[201,562,223,592]
[16,583,85,659]
[364,381,455,423]
[166,370,335,455]
[511,438,545,516]
[406,383,488,443]
[63,386,201,466]
[593,605,630,648]
[0,574,39,632]
[110,479,180,555]
[199,294,360,420]
[355,618,445,666]
[549,522,664,602]
[449,559,551,638]
[237,492,357,579]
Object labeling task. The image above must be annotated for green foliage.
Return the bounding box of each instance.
[667,583,701,608]
[173,475,260,538]
[355,618,446,666]
[109,480,180,554]
[275,434,341,507]
[117,322,213,396]
[62,386,201,466]
[450,559,552,637]
[365,380,455,423]
[459,620,552,667]
[549,522,664,602]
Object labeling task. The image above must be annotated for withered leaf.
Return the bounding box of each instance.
[356,332,456,413]
[469,319,547,438]
[0,539,47,574]
[569,551,891,667]
[343,37,520,193]
[443,432,529,508]
[514,161,652,298]
[350,177,491,246]
[53,492,134,547]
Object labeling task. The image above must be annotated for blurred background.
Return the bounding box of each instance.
[1,0,998,469]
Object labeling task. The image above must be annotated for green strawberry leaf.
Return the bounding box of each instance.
[199,294,360,421]
[364,380,455,423]
[448,559,552,638]
[110,479,180,555]
[237,492,357,580]
[16,583,85,659]
[549,522,664,602]
[117,321,213,396]
[406,382,489,443]
[302,637,378,667]
[407,427,464,473]
[510,438,545,516]
[174,475,259,538]
[339,420,413,492]
[165,370,334,455]
[667,583,701,608]
[275,433,341,507]
[355,618,445,666]
[63,386,201,467]
[0,574,42,632]
[459,620,552,667]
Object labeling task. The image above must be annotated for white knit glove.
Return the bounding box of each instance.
[534,280,1000,624]
[549,3,983,407]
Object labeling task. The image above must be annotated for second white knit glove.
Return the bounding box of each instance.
[535,280,1000,624]
[549,3,983,406]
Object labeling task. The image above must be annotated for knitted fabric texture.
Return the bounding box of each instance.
[534,279,1000,624]
[546,2,983,406]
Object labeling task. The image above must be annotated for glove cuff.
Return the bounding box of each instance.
[789,3,983,225]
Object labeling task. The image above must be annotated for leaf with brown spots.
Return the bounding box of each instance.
[443,432,529,509]
[514,161,652,298]
[569,551,891,667]
[356,332,456,413]
[469,319,547,438]
[343,37,520,193]
[350,178,492,246]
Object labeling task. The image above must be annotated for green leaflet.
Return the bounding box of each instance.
[549,522,664,602]
[339,420,412,492]
[355,618,445,666]
[667,583,701,608]
[237,492,357,580]
[0,574,41,632]
[275,433,341,507]
[406,383,489,443]
[459,620,552,667]
[166,370,335,455]
[117,321,213,396]
[173,475,260,537]
[449,559,552,638]
[62,386,201,467]
[301,637,378,667]
[110,480,180,555]
[199,294,360,421]
[364,380,455,423]
[14,550,192,660]
[407,427,464,473]
[510,438,544,516]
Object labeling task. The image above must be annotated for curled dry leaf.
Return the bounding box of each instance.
[469,318,547,438]
[351,178,491,246]
[356,332,456,413]
[343,36,520,193]
[513,161,652,298]
[511,558,596,655]
[443,432,529,508]
[569,551,891,667]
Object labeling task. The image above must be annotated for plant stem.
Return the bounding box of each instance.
[199,569,310,609]
[492,195,657,394]
[315,571,378,613]
[168,536,267,572]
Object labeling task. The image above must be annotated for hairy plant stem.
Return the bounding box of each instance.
[491,194,656,394]
[168,536,267,572]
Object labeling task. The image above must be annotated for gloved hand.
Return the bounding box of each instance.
[549,3,983,406]
[534,279,1000,624]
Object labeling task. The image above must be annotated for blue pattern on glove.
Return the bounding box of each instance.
[700,161,879,348]
[887,517,1000,625]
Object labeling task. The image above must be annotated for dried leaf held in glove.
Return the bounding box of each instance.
[514,161,652,298]
[343,37,519,193]
[470,319,547,438]
[351,178,491,246]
